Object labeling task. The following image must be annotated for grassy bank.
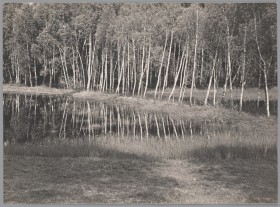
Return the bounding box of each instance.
[72,90,277,137]
[145,86,278,102]
[72,86,278,102]
[4,83,277,101]
[3,84,75,95]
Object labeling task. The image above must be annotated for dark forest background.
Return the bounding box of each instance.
[3,3,276,97]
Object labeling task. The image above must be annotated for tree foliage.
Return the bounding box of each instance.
[3,3,277,115]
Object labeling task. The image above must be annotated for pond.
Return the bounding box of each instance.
[4,93,237,145]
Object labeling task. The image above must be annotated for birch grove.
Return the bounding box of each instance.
[3,3,276,116]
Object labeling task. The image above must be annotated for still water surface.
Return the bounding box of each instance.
[3,94,243,144]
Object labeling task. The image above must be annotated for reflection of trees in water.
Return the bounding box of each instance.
[4,94,237,144]
[5,94,40,143]
[4,94,64,144]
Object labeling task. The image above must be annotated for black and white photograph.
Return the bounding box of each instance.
[3,1,277,204]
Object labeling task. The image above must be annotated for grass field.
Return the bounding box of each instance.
[4,139,277,204]
[4,126,277,204]
[4,151,277,204]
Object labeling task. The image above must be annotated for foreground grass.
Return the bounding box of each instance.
[4,130,277,204]
[4,157,277,204]
[4,152,277,204]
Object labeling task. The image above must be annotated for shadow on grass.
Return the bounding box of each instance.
[185,144,277,161]
[4,143,181,204]
[184,144,277,203]
[5,141,160,161]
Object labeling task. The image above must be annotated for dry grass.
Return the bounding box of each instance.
[4,150,277,204]
[5,127,277,161]
[146,86,278,102]
[3,84,75,95]
[3,84,277,101]
[4,119,277,204]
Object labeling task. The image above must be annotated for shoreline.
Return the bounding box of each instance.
[3,84,75,95]
[3,84,277,100]
[3,84,277,135]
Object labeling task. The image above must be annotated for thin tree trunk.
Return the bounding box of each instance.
[190,5,199,106]
[59,47,68,88]
[127,41,130,93]
[213,59,218,106]
[116,43,125,94]
[137,44,146,96]
[16,55,20,84]
[144,38,151,97]
[257,68,261,108]
[132,39,137,96]
[179,49,190,103]
[161,30,174,98]
[263,68,270,117]
[86,34,96,90]
[86,33,92,90]
[155,30,168,98]
[99,48,105,91]
[169,44,187,100]
[104,47,108,92]
[199,48,204,87]
[254,9,270,117]
[204,48,218,105]
[240,25,247,111]
[122,43,126,95]
[223,17,233,100]
[110,46,113,91]
[50,46,55,87]
[43,50,47,85]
